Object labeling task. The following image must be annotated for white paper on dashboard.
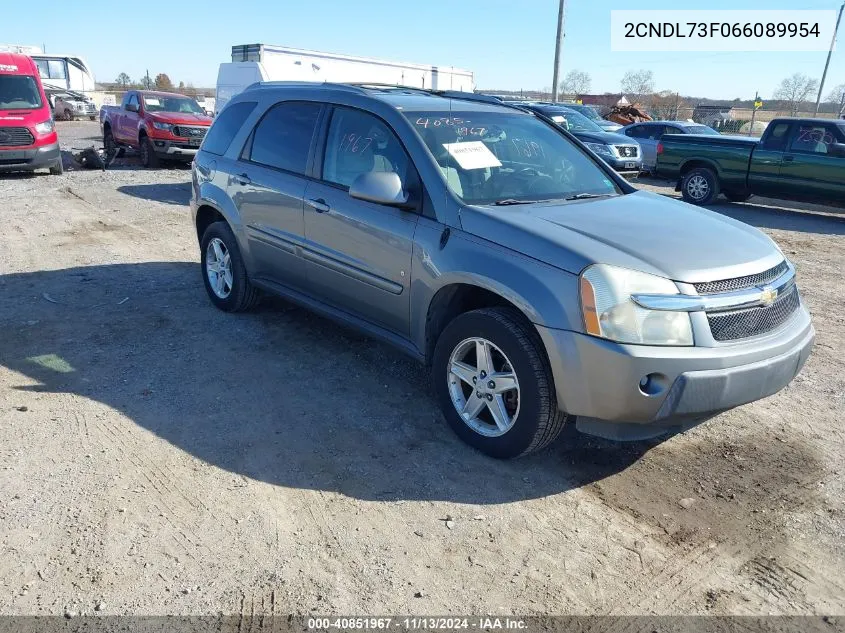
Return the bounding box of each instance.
[442,141,502,170]
[144,98,161,106]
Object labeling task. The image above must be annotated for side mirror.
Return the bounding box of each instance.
[828,143,845,158]
[349,172,410,208]
[126,103,138,113]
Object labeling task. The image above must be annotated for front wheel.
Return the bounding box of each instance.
[200,221,260,312]
[681,167,720,205]
[49,158,64,175]
[88,116,96,121]
[139,135,160,168]
[432,307,568,459]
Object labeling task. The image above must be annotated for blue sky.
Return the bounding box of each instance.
[7,0,843,100]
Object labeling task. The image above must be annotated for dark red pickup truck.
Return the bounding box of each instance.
[100,90,212,167]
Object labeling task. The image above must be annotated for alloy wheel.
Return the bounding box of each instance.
[206,238,233,299]
[447,337,520,437]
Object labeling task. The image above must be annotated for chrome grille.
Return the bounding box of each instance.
[614,145,639,158]
[0,127,35,147]
[694,261,788,295]
[708,284,800,341]
[172,125,208,139]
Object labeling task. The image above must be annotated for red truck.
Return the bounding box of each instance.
[100,90,212,167]
[0,52,62,175]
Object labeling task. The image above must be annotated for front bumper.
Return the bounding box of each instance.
[536,304,814,440]
[0,142,61,172]
[150,138,201,159]
[605,156,642,174]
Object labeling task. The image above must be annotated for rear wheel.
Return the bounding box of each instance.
[681,167,720,205]
[64,109,73,121]
[139,134,160,168]
[432,307,568,459]
[200,221,260,312]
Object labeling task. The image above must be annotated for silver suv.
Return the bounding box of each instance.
[190,83,814,458]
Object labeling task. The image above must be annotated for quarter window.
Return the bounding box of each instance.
[202,101,256,156]
[322,107,413,188]
[246,101,322,174]
[762,123,791,151]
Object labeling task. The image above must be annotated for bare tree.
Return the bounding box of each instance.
[827,83,845,117]
[561,70,591,96]
[773,73,819,116]
[115,73,131,89]
[649,91,687,120]
[620,70,655,100]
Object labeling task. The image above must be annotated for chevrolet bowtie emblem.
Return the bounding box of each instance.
[759,286,778,307]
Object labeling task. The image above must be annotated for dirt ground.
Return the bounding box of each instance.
[0,121,843,618]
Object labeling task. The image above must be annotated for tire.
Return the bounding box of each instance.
[681,167,719,205]
[431,307,568,459]
[724,191,752,203]
[103,128,116,156]
[139,134,160,168]
[49,158,63,175]
[199,221,260,312]
[89,116,96,121]
[64,109,73,121]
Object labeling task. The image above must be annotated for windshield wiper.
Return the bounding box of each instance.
[564,193,614,201]
[492,198,551,206]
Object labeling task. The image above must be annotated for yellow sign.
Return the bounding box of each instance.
[754,99,763,109]
[576,99,583,105]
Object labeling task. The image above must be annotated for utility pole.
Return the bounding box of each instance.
[551,0,566,102]
[750,92,759,134]
[814,0,845,117]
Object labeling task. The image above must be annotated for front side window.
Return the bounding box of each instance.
[0,75,42,110]
[322,107,412,188]
[246,101,321,174]
[47,60,67,80]
[790,124,838,155]
[406,108,621,204]
[142,95,204,114]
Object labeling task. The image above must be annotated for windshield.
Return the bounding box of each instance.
[546,109,604,134]
[142,95,204,114]
[566,104,603,121]
[0,75,43,110]
[684,125,720,135]
[406,109,622,205]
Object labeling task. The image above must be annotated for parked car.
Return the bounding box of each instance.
[508,102,642,175]
[190,84,814,458]
[622,120,720,171]
[100,90,213,167]
[560,103,623,132]
[0,52,62,175]
[47,89,97,121]
[656,117,845,206]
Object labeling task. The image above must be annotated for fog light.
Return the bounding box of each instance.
[638,373,668,396]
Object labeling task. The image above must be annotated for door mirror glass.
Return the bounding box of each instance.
[126,103,138,113]
[349,172,409,208]
[829,142,845,158]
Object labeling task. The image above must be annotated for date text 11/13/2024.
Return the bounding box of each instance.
[307,617,527,630]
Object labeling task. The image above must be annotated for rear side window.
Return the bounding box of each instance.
[762,122,791,151]
[789,124,838,155]
[246,101,321,174]
[202,101,256,156]
[624,126,645,139]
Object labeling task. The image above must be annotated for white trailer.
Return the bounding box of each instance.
[216,44,474,114]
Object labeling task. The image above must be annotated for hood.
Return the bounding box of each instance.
[148,112,212,126]
[459,190,783,283]
[571,129,636,145]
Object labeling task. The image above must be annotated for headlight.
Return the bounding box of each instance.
[152,121,172,131]
[580,264,693,346]
[584,142,615,158]
[34,120,55,134]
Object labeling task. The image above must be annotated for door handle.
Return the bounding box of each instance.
[782,155,794,162]
[306,198,331,213]
[234,173,251,186]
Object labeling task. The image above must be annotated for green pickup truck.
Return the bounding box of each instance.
[656,118,845,206]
